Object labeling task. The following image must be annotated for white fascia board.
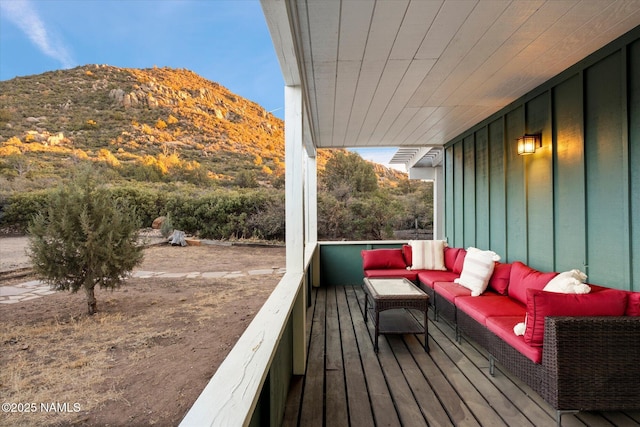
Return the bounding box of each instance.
[260,0,301,86]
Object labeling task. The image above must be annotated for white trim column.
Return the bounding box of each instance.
[286,85,304,274]
[305,151,317,245]
[408,166,445,240]
[433,166,444,240]
[285,85,306,375]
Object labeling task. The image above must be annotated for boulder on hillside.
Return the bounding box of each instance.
[152,216,166,229]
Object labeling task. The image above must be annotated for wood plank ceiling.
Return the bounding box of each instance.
[278,0,640,150]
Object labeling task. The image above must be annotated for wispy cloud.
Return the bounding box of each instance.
[0,0,74,68]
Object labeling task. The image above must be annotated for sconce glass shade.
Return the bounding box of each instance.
[517,134,540,155]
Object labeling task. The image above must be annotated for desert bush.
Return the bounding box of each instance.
[165,190,280,240]
[120,161,164,182]
[234,169,258,188]
[245,192,284,240]
[317,192,350,240]
[0,108,13,123]
[107,186,167,227]
[0,189,53,231]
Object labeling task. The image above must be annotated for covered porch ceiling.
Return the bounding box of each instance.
[262,0,640,167]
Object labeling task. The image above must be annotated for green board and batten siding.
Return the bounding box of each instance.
[443,27,640,292]
[631,40,640,295]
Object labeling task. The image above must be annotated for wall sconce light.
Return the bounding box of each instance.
[517,134,541,155]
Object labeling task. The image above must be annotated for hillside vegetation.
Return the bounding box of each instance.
[0,65,432,240]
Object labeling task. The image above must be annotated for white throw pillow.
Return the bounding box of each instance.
[544,269,590,294]
[408,240,446,271]
[454,247,501,296]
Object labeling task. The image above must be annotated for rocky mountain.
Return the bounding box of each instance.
[0,65,406,195]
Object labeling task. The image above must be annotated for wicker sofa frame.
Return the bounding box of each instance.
[428,288,640,426]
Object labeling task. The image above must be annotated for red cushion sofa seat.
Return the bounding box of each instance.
[417,270,459,288]
[485,316,543,363]
[455,293,526,325]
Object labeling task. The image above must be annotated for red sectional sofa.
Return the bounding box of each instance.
[361,246,640,422]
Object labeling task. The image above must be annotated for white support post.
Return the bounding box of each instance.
[305,152,317,246]
[409,166,445,240]
[433,166,445,240]
[286,85,304,274]
[285,85,306,375]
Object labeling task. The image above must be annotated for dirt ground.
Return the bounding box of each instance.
[0,239,285,427]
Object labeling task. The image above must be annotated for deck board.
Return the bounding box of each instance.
[344,282,402,426]
[325,286,349,426]
[283,285,639,427]
[336,283,375,426]
[298,286,325,427]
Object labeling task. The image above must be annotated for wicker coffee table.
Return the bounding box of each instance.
[363,277,430,352]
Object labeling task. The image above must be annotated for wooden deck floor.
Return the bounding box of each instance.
[282,284,640,427]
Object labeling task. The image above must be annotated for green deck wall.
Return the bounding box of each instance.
[319,242,405,286]
[443,27,640,291]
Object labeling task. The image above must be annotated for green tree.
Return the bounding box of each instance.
[321,151,378,198]
[27,168,144,315]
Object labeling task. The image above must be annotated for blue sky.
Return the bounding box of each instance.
[0,0,400,168]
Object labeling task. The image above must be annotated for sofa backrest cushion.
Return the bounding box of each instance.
[402,244,412,267]
[408,240,447,270]
[627,292,640,316]
[453,249,467,274]
[361,249,406,270]
[444,247,461,271]
[524,288,629,346]
[508,261,558,305]
[488,262,512,295]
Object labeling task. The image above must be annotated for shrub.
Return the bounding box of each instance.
[107,186,167,227]
[0,189,53,231]
[27,168,143,314]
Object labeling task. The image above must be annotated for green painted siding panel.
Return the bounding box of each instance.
[505,108,527,262]
[488,118,506,257]
[445,146,455,243]
[463,136,476,247]
[453,142,464,247]
[319,243,403,286]
[630,40,640,291]
[585,52,629,287]
[475,128,490,249]
[269,317,292,426]
[525,92,554,270]
[553,74,587,272]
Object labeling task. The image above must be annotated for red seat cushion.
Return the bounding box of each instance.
[486,316,543,364]
[508,262,558,305]
[364,269,418,282]
[524,288,629,346]
[488,262,512,295]
[433,281,472,302]
[418,270,459,288]
[361,249,406,270]
[444,247,461,271]
[455,294,525,325]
